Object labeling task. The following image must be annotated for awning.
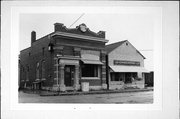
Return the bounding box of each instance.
[110,66,149,73]
[81,59,103,65]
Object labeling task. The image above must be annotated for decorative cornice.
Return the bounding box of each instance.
[51,31,108,43]
[55,42,105,50]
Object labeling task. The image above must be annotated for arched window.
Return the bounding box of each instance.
[36,62,39,79]
[41,60,45,79]
[26,65,29,81]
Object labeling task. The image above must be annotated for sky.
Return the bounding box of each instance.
[19,13,154,71]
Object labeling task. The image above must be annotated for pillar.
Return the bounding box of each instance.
[59,64,66,91]
[53,57,59,86]
[74,65,80,90]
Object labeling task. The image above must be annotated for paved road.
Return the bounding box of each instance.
[19,91,153,103]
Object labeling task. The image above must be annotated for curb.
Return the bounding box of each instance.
[40,88,153,96]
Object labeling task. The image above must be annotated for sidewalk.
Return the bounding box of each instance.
[38,87,153,96]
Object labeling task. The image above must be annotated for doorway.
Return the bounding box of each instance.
[125,72,137,84]
[64,65,75,87]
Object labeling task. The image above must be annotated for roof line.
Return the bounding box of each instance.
[106,40,127,46]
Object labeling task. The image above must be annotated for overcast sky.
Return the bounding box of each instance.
[19,13,155,71]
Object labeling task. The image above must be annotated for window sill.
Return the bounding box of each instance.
[81,77,100,80]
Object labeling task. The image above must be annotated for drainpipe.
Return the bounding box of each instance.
[106,54,109,90]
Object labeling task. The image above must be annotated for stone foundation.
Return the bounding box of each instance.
[89,86,102,91]
[52,85,60,91]
[109,81,124,90]
[102,84,107,90]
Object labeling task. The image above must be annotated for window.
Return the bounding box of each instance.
[111,73,124,81]
[27,66,29,72]
[42,47,45,56]
[41,60,45,79]
[26,66,29,81]
[36,62,39,79]
[82,64,99,77]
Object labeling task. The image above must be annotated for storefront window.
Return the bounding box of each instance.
[82,64,99,77]
[111,73,124,81]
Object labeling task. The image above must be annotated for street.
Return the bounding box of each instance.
[19,91,153,103]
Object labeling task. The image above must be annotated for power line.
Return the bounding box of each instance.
[69,13,85,28]
[139,49,153,51]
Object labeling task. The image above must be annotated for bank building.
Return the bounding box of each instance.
[19,23,108,91]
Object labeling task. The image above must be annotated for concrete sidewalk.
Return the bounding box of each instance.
[37,87,153,96]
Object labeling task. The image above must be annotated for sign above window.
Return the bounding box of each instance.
[114,60,140,66]
[81,50,100,60]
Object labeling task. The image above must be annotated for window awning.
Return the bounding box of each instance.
[81,59,103,65]
[110,65,149,73]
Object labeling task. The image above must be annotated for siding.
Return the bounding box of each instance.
[109,42,144,67]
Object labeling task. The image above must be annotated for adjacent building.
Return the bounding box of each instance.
[19,23,108,91]
[105,40,149,89]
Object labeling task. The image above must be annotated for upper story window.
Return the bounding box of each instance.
[36,62,40,79]
[41,60,45,79]
[42,47,45,56]
[27,66,30,72]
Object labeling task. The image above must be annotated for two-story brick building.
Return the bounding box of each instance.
[19,23,108,91]
[105,40,149,89]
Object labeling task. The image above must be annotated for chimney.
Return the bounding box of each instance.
[54,23,64,32]
[31,31,36,45]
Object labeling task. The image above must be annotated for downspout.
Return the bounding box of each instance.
[106,54,109,90]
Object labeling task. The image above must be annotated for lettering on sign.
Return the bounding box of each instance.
[114,60,140,66]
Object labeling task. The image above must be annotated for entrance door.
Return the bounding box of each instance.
[64,65,75,87]
[125,73,137,83]
[125,73,132,83]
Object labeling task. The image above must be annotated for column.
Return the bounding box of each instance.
[101,50,107,89]
[56,62,59,85]
[59,64,66,91]
[74,65,80,91]
[53,57,59,86]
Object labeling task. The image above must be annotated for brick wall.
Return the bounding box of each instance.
[19,34,54,88]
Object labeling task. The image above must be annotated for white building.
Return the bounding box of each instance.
[105,40,149,90]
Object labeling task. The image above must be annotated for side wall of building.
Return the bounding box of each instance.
[20,35,54,89]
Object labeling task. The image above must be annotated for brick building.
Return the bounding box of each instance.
[19,23,108,91]
[105,40,149,89]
